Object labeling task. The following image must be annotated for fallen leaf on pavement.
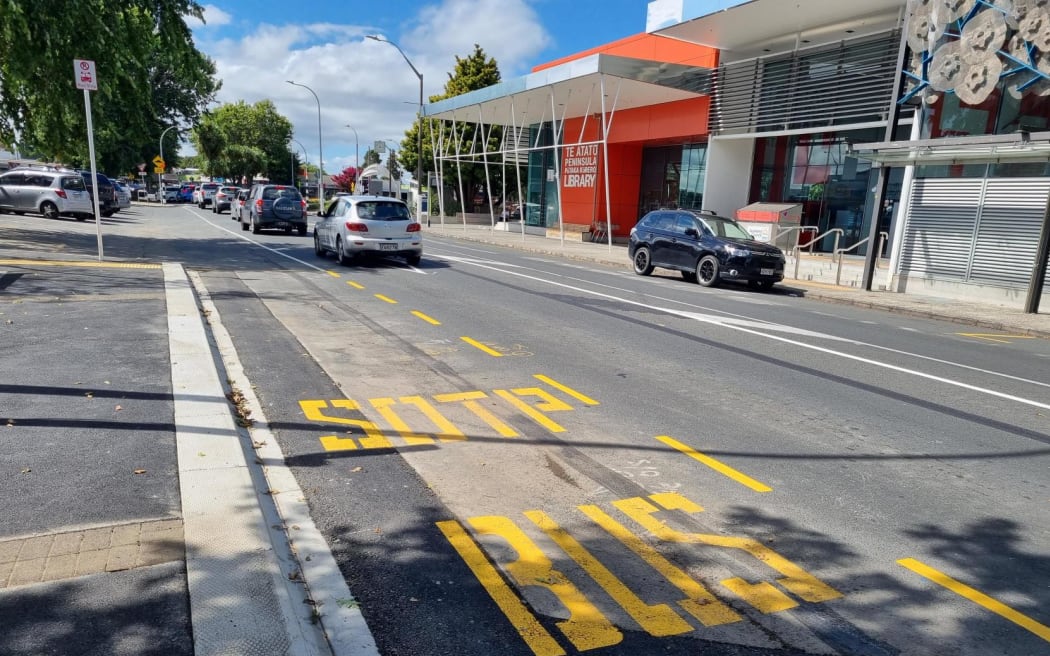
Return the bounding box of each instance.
[114,405,122,412]
[351,466,363,473]
[85,392,94,398]
[20,468,31,474]
[133,469,147,474]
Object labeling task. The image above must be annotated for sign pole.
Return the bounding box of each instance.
[75,58,103,261]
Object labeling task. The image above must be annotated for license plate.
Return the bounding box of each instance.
[276,222,289,228]
[379,243,397,251]
[760,268,774,276]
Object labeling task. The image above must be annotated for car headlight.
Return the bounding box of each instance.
[725,245,751,257]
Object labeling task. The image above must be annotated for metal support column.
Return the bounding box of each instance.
[1024,192,1050,313]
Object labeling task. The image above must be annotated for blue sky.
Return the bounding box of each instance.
[185,0,664,176]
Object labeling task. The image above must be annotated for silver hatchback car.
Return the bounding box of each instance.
[0,168,93,220]
[313,195,421,266]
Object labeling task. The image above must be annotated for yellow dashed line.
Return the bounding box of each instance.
[374,294,397,304]
[346,281,365,289]
[0,259,161,269]
[898,558,1050,643]
[412,310,441,325]
[656,436,772,492]
[326,271,341,278]
[461,337,502,357]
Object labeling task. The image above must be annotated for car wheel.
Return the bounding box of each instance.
[337,237,353,266]
[314,231,325,256]
[297,225,307,236]
[696,255,720,287]
[406,253,422,266]
[251,214,260,234]
[39,201,59,220]
[101,209,115,217]
[241,218,248,231]
[632,246,654,276]
[682,270,698,282]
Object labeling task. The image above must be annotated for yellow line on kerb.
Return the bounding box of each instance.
[412,311,441,325]
[374,294,397,304]
[346,281,365,289]
[0,259,161,269]
[898,558,1050,643]
[656,436,772,492]
[461,337,502,357]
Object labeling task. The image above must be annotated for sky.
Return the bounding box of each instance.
[184,0,658,178]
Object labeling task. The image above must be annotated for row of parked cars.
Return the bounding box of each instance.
[0,166,131,220]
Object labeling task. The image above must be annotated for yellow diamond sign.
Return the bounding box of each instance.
[152,155,165,169]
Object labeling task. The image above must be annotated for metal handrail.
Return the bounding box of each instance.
[792,228,843,280]
[834,231,889,286]
[774,225,818,249]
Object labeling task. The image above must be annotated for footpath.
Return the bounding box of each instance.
[0,211,1047,656]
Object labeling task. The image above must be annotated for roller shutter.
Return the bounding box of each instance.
[970,180,1050,286]
[899,179,981,280]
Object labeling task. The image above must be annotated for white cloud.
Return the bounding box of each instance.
[186,4,233,29]
[190,0,551,175]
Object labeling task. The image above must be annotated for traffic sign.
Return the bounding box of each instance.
[74,59,97,91]
[152,155,165,168]
[153,166,165,174]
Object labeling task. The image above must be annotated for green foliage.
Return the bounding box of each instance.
[0,0,219,173]
[387,149,402,181]
[362,148,381,167]
[190,100,294,183]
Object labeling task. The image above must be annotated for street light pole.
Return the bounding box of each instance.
[159,125,176,203]
[367,35,425,225]
[345,124,360,191]
[286,80,324,210]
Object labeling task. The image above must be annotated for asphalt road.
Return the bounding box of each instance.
[9,204,1050,655]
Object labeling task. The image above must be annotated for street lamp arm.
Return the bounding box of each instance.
[366,35,422,81]
[287,80,325,207]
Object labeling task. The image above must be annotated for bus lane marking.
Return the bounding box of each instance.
[461,336,504,357]
[346,280,365,289]
[656,435,772,493]
[898,558,1050,643]
[440,492,844,654]
[412,310,441,325]
[374,294,398,304]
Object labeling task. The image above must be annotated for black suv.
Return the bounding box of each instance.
[241,184,307,235]
[628,209,786,289]
[79,171,118,217]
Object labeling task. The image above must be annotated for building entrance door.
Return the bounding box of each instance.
[638,146,682,219]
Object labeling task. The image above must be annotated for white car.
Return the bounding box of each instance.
[113,183,132,209]
[193,182,220,208]
[313,195,421,266]
[0,168,93,220]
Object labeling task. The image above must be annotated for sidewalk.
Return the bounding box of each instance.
[424,221,1050,339]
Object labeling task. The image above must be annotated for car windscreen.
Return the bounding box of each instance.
[261,187,302,201]
[699,217,753,240]
[356,201,410,221]
[221,186,239,194]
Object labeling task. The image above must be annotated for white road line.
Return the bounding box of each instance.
[437,254,1050,409]
[900,327,920,332]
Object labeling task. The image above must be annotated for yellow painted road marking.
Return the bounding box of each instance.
[400,395,467,441]
[468,516,622,651]
[346,280,365,289]
[623,494,841,605]
[375,294,397,304]
[577,504,741,626]
[433,391,518,437]
[370,398,434,445]
[956,333,1036,344]
[898,558,1050,643]
[494,389,568,433]
[0,259,161,269]
[437,520,566,656]
[412,310,441,325]
[462,336,503,357]
[326,270,341,278]
[533,375,599,406]
[524,510,693,638]
[656,435,772,493]
[299,399,392,450]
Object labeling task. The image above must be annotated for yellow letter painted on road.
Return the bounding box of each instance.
[468,516,623,651]
[299,399,392,451]
[577,504,741,627]
[494,388,572,433]
[620,494,841,607]
[370,398,435,446]
[437,520,566,656]
[400,396,466,441]
[433,391,519,438]
[524,510,693,638]
[533,375,599,406]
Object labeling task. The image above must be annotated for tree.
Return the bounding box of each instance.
[190,100,294,183]
[0,0,219,174]
[387,149,402,181]
[398,45,509,215]
[362,148,381,167]
[331,166,358,192]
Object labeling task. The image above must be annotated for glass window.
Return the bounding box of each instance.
[699,216,752,240]
[62,176,86,191]
[262,187,302,201]
[674,214,697,235]
[356,201,410,220]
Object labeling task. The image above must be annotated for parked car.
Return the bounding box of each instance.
[113,182,132,209]
[177,184,196,203]
[212,186,241,214]
[628,208,785,289]
[313,195,421,266]
[164,185,181,203]
[241,184,308,235]
[79,171,119,217]
[0,168,93,220]
[194,182,220,208]
[230,188,250,222]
